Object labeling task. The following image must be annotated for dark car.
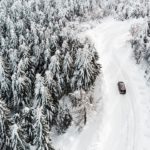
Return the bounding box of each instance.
[117,81,126,94]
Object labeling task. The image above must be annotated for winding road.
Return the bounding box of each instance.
[87,17,150,150]
[55,18,150,150]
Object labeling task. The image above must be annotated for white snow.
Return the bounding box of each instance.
[54,17,150,150]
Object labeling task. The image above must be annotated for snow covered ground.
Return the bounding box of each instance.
[54,17,150,150]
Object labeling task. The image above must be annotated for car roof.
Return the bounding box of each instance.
[118,82,125,89]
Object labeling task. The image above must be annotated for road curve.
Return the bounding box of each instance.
[54,18,150,150]
[85,18,150,150]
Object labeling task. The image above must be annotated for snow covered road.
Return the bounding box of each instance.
[55,18,150,150]
[87,18,150,150]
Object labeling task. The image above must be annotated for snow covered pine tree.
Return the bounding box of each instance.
[0,0,101,149]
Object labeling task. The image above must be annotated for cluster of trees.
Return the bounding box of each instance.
[0,0,100,149]
[130,18,150,79]
[99,0,150,20]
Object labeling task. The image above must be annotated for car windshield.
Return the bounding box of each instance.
[120,82,125,90]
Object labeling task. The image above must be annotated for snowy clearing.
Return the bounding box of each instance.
[54,17,150,150]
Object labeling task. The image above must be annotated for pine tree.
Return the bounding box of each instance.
[45,70,58,99]
[69,89,94,130]
[71,39,100,90]
[33,107,54,150]
[34,74,55,149]
[20,107,35,146]
[12,72,32,109]
[63,51,73,82]
[0,99,11,149]
[48,50,62,97]
[10,113,26,150]
[0,55,12,106]
[34,74,56,128]
[62,51,73,93]
[55,106,72,134]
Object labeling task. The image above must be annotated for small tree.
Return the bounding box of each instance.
[48,50,62,97]
[63,51,73,82]
[10,113,26,150]
[20,107,35,146]
[55,106,72,134]
[69,89,94,130]
[62,51,73,94]
[33,107,54,150]
[0,55,12,106]
[45,70,59,99]
[0,99,11,149]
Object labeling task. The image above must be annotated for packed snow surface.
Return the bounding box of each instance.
[54,17,150,150]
